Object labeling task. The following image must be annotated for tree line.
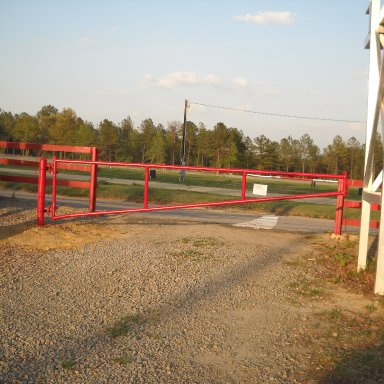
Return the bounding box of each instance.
[0,105,380,179]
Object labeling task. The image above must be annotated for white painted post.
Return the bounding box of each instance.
[358,0,381,271]
[359,0,384,294]
[375,171,384,294]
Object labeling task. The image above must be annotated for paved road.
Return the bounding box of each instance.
[0,189,338,233]
[0,167,336,205]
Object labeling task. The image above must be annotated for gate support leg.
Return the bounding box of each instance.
[37,157,47,226]
[89,147,98,212]
[334,173,346,235]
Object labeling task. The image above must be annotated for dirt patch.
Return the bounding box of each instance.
[0,202,143,250]
[6,221,119,251]
[291,233,384,383]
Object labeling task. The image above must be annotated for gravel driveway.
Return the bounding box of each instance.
[1,197,320,383]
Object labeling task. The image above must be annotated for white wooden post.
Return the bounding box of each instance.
[359,0,384,294]
[358,0,380,270]
[376,175,384,294]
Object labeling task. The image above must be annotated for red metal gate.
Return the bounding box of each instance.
[37,157,348,234]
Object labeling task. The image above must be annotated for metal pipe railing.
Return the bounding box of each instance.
[47,159,347,234]
[37,157,47,226]
[334,171,348,235]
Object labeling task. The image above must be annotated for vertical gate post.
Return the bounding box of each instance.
[52,155,58,219]
[37,157,47,226]
[334,172,347,235]
[241,172,247,200]
[144,166,149,209]
[89,147,98,211]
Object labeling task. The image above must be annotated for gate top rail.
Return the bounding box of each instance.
[54,158,345,180]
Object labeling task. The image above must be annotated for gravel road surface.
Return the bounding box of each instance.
[1,197,322,383]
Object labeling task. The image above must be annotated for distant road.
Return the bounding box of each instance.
[0,167,336,205]
[0,189,339,234]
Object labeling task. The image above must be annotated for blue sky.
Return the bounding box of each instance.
[0,0,370,148]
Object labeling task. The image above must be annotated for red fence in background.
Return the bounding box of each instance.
[40,157,348,234]
[0,141,98,225]
[343,179,380,230]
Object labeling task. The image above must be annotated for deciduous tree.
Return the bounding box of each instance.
[253,134,279,170]
[98,119,119,161]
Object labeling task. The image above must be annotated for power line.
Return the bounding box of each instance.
[189,101,365,124]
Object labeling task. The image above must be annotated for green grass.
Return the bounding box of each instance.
[286,234,384,383]
[313,307,384,383]
[97,166,340,195]
[323,308,343,321]
[173,236,224,260]
[113,354,133,365]
[97,165,364,201]
[107,314,145,338]
[289,278,324,298]
[365,304,378,314]
[181,236,224,247]
[60,359,76,370]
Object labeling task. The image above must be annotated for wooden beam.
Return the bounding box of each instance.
[365,32,371,49]
[0,141,93,154]
[379,5,384,25]
[373,170,383,191]
[363,190,382,204]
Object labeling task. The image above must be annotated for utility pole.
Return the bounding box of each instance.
[179,99,188,182]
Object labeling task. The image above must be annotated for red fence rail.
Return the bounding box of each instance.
[0,141,94,154]
[41,157,348,233]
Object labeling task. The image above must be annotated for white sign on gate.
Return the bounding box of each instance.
[252,183,268,196]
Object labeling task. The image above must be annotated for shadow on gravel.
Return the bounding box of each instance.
[2,232,303,382]
[368,235,379,260]
[0,219,36,240]
[0,197,37,240]
[0,196,31,218]
[319,344,384,383]
[2,333,113,383]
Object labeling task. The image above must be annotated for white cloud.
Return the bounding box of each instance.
[233,77,248,87]
[144,72,200,88]
[204,74,221,85]
[144,72,253,94]
[348,121,366,132]
[144,72,223,89]
[234,11,296,26]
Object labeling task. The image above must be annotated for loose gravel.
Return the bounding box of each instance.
[1,197,318,383]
